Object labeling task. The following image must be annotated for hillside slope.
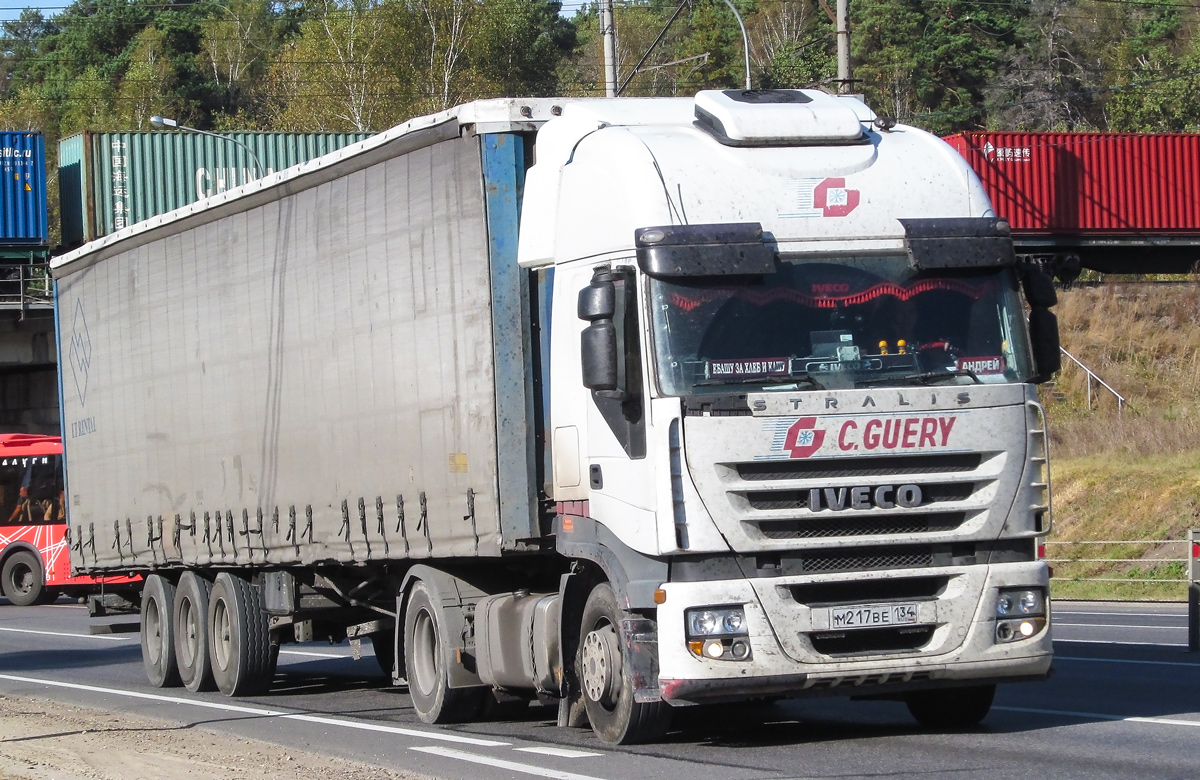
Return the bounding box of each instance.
[1042,283,1200,599]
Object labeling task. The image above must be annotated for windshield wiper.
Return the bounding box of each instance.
[856,369,981,388]
[695,374,824,390]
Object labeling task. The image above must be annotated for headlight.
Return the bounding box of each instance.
[995,587,1047,644]
[997,588,1045,617]
[686,606,748,638]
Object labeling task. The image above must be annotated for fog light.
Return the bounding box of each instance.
[996,622,1013,641]
[730,639,751,660]
[1019,620,1036,637]
[703,640,724,659]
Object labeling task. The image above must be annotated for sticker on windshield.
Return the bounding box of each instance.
[708,358,790,379]
[956,356,1006,375]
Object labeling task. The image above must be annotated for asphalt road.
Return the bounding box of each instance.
[1,597,1198,780]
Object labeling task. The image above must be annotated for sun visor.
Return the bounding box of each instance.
[694,90,866,147]
[901,218,1016,270]
[636,223,776,278]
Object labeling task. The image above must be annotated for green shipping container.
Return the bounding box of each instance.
[58,130,373,248]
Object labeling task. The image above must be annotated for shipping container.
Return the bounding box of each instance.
[944,132,1200,235]
[0,132,48,246]
[58,130,372,247]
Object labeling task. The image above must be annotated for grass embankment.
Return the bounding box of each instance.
[1042,283,1200,600]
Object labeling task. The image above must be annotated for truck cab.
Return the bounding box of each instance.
[517,89,1056,741]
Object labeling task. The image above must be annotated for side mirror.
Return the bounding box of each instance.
[1021,267,1058,308]
[578,280,615,321]
[581,321,619,391]
[1028,307,1061,383]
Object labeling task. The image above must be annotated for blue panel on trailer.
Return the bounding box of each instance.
[0,132,48,246]
[482,133,538,543]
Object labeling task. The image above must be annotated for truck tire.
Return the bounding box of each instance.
[905,684,996,730]
[403,580,482,723]
[1,550,44,607]
[370,630,394,679]
[174,572,217,692]
[140,574,182,687]
[208,572,273,696]
[578,583,671,744]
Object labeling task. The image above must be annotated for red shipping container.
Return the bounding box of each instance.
[944,132,1200,236]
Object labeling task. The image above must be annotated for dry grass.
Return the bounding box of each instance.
[1040,283,1200,599]
[1043,283,1200,458]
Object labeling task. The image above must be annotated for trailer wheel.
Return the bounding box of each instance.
[403,580,482,723]
[1,550,45,607]
[174,572,216,692]
[208,572,273,696]
[905,684,996,730]
[140,575,182,687]
[578,583,671,744]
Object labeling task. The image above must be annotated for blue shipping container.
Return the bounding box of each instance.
[0,132,48,246]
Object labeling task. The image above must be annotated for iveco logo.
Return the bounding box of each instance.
[809,484,922,511]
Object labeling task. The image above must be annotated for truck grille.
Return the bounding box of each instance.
[758,513,967,539]
[800,545,933,573]
[737,453,983,481]
[724,450,1001,548]
[809,625,935,655]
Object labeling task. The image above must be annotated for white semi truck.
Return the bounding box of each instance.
[55,90,1058,744]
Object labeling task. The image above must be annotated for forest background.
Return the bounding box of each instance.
[0,0,1197,147]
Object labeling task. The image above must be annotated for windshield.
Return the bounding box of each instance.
[648,255,1034,396]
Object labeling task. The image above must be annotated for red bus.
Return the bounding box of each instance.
[0,433,137,605]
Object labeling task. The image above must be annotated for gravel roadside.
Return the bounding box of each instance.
[0,693,429,780]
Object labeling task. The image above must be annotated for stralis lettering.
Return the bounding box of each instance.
[70,417,97,438]
[836,416,956,452]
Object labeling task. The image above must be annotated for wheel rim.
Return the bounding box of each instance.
[410,608,439,698]
[145,596,163,665]
[180,598,199,667]
[581,621,620,708]
[10,561,33,595]
[213,598,232,670]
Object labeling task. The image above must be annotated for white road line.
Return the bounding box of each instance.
[994,705,1200,729]
[1056,656,1200,669]
[0,673,508,747]
[1054,611,1186,619]
[412,746,607,780]
[0,626,129,642]
[1055,638,1188,648]
[1052,622,1183,630]
[514,747,603,758]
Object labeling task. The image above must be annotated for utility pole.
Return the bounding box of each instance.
[601,0,618,98]
[836,0,852,94]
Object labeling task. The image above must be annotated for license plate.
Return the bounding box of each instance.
[830,603,918,629]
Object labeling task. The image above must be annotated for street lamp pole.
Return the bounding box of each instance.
[149,115,266,179]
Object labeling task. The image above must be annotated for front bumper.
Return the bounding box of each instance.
[656,561,1052,706]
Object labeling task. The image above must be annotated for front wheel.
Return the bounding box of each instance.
[905,684,996,730]
[578,583,671,744]
[1,550,44,607]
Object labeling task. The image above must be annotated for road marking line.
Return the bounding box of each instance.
[1055,638,1188,648]
[1053,622,1183,630]
[514,747,603,758]
[1056,656,1200,669]
[278,649,351,659]
[1054,611,1186,619]
[0,673,508,747]
[412,746,607,780]
[0,626,128,642]
[994,705,1200,729]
